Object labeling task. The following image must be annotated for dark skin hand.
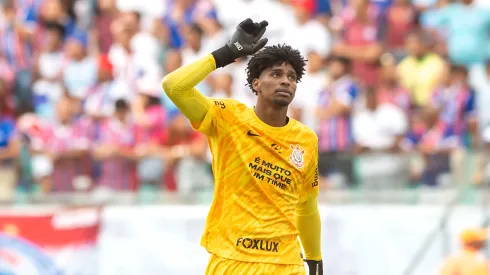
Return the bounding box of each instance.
[252,63,298,127]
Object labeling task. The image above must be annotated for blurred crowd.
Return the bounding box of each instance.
[0,0,489,201]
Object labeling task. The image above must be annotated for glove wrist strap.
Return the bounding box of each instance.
[212,45,236,68]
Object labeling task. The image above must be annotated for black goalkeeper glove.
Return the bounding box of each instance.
[305,259,323,275]
[212,18,268,68]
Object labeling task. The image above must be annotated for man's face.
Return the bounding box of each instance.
[41,0,63,21]
[56,97,73,123]
[45,30,62,52]
[253,63,298,107]
[98,0,116,10]
[182,26,201,50]
[380,65,397,86]
[64,40,85,60]
[327,60,346,79]
[97,68,112,82]
[115,108,128,122]
[307,51,324,72]
[405,35,424,57]
[293,6,310,24]
[450,70,468,85]
[2,7,15,22]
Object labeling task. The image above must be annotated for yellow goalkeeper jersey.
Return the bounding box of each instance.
[192,98,319,265]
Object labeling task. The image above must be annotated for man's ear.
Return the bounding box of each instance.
[252,78,260,93]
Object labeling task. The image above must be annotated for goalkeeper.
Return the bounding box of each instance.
[162,18,323,275]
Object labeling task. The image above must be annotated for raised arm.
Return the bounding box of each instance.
[161,54,216,123]
[162,18,268,124]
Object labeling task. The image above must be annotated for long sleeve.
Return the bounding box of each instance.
[296,197,322,261]
[161,54,217,123]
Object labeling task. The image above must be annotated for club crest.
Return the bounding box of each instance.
[289,145,305,169]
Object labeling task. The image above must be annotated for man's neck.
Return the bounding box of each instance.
[254,100,289,127]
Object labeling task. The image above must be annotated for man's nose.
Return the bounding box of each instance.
[280,77,291,86]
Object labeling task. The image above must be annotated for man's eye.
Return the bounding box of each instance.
[272,72,279,77]
[289,75,297,81]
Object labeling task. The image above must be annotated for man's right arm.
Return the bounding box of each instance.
[161,54,217,123]
[162,18,268,136]
[162,18,268,124]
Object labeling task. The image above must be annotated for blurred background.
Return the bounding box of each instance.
[0,0,489,274]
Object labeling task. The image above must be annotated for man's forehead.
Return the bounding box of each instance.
[269,63,295,72]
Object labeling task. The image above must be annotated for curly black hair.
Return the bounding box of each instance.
[245,44,307,95]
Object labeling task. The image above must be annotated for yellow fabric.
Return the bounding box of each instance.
[296,197,322,261]
[162,54,321,266]
[440,250,489,275]
[460,228,488,243]
[397,53,446,106]
[205,254,306,275]
[161,54,216,123]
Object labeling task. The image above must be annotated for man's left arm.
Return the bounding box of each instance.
[296,139,322,274]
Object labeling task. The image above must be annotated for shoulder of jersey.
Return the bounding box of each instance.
[290,118,318,141]
[213,98,249,113]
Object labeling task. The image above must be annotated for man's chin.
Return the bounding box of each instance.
[272,97,292,107]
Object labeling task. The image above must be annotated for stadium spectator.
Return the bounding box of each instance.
[181,22,208,66]
[209,72,233,99]
[163,0,217,49]
[282,0,332,60]
[424,0,490,67]
[0,54,14,94]
[384,0,419,61]
[353,86,409,188]
[132,80,167,190]
[470,60,490,133]
[107,18,137,100]
[124,10,163,67]
[290,50,328,131]
[32,96,91,192]
[316,56,359,188]
[93,0,118,54]
[0,58,15,117]
[0,78,19,201]
[1,0,34,112]
[31,21,65,119]
[376,61,411,113]
[397,30,446,108]
[194,17,227,55]
[332,0,384,87]
[406,107,459,187]
[84,54,119,120]
[92,99,136,191]
[63,29,97,99]
[37,0,77,40]
[429,65,477,141]
[439,228,489,275]
[159,111,212,194]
